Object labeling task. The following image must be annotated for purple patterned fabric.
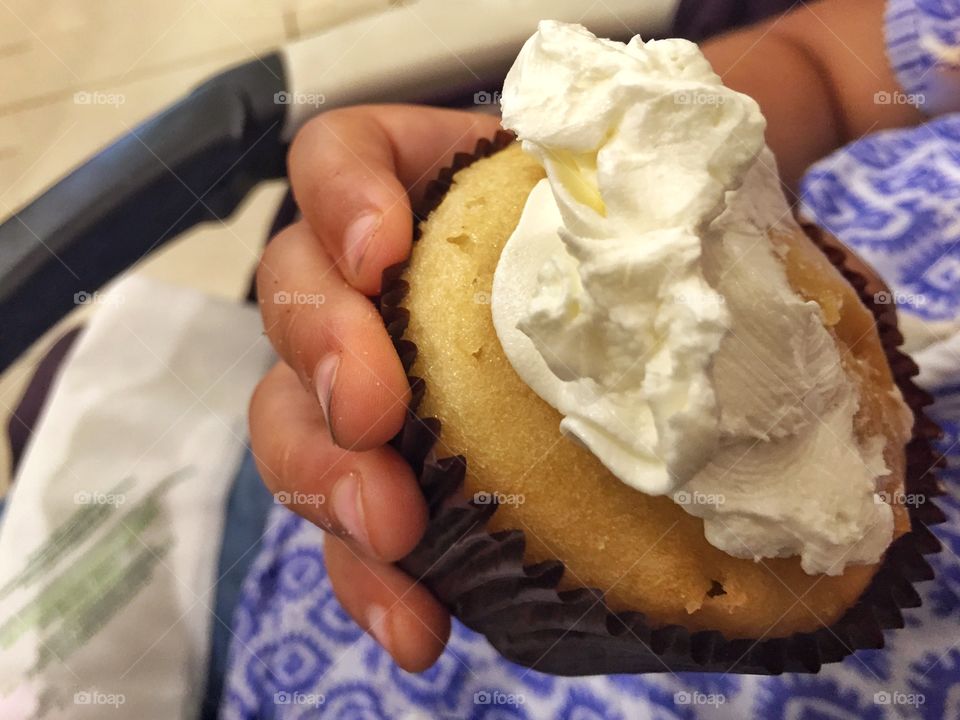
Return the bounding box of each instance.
[885,0,960,116]
[218,470,960,719]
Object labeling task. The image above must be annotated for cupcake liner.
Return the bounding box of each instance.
[379,133,946,676]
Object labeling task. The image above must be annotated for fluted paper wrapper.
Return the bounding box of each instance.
[379,131,946,675]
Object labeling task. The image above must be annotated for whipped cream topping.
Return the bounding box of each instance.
[493,20,901,575]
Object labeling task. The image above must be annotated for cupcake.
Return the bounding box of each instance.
[381,21,944,674]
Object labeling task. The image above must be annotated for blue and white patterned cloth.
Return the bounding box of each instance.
[886,0,960,116]
[218,4,960,718]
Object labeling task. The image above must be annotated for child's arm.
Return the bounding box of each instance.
[703,0,922,195]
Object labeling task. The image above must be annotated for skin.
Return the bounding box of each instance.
[249,0,923,671]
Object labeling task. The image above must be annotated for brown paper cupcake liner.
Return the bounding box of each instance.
[378,131,946,676]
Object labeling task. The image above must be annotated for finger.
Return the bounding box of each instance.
[288,104,502,294]
[258,221,409,450]
[325,537,450,672]
[249,362,426,561]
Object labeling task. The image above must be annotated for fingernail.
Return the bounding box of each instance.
[332,471,370,548]
[343,211,381,276]
[315,352,340,442]
[366,603,392,652]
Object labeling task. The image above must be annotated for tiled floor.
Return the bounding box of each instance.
[0,0,397,490]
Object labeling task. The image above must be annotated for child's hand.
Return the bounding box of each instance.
[249,105,501,671]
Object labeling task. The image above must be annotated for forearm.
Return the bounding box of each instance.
[702,0,922,195]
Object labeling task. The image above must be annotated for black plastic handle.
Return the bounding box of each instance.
[0,54,288,372]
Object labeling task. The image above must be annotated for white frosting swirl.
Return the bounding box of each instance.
[493,20,897,575]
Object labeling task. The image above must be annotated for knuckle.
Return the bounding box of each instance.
[249,365,305,485]
[248,373,269,425]
[290,108,355,164]
[275,431,303,495]
[259,222,298,272]
[256,226,298,303]
[281,302,321,376]
[257,421,304,497]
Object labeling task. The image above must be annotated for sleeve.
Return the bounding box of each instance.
[885,0,960,116]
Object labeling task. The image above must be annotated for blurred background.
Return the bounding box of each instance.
[0,0,405,491]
